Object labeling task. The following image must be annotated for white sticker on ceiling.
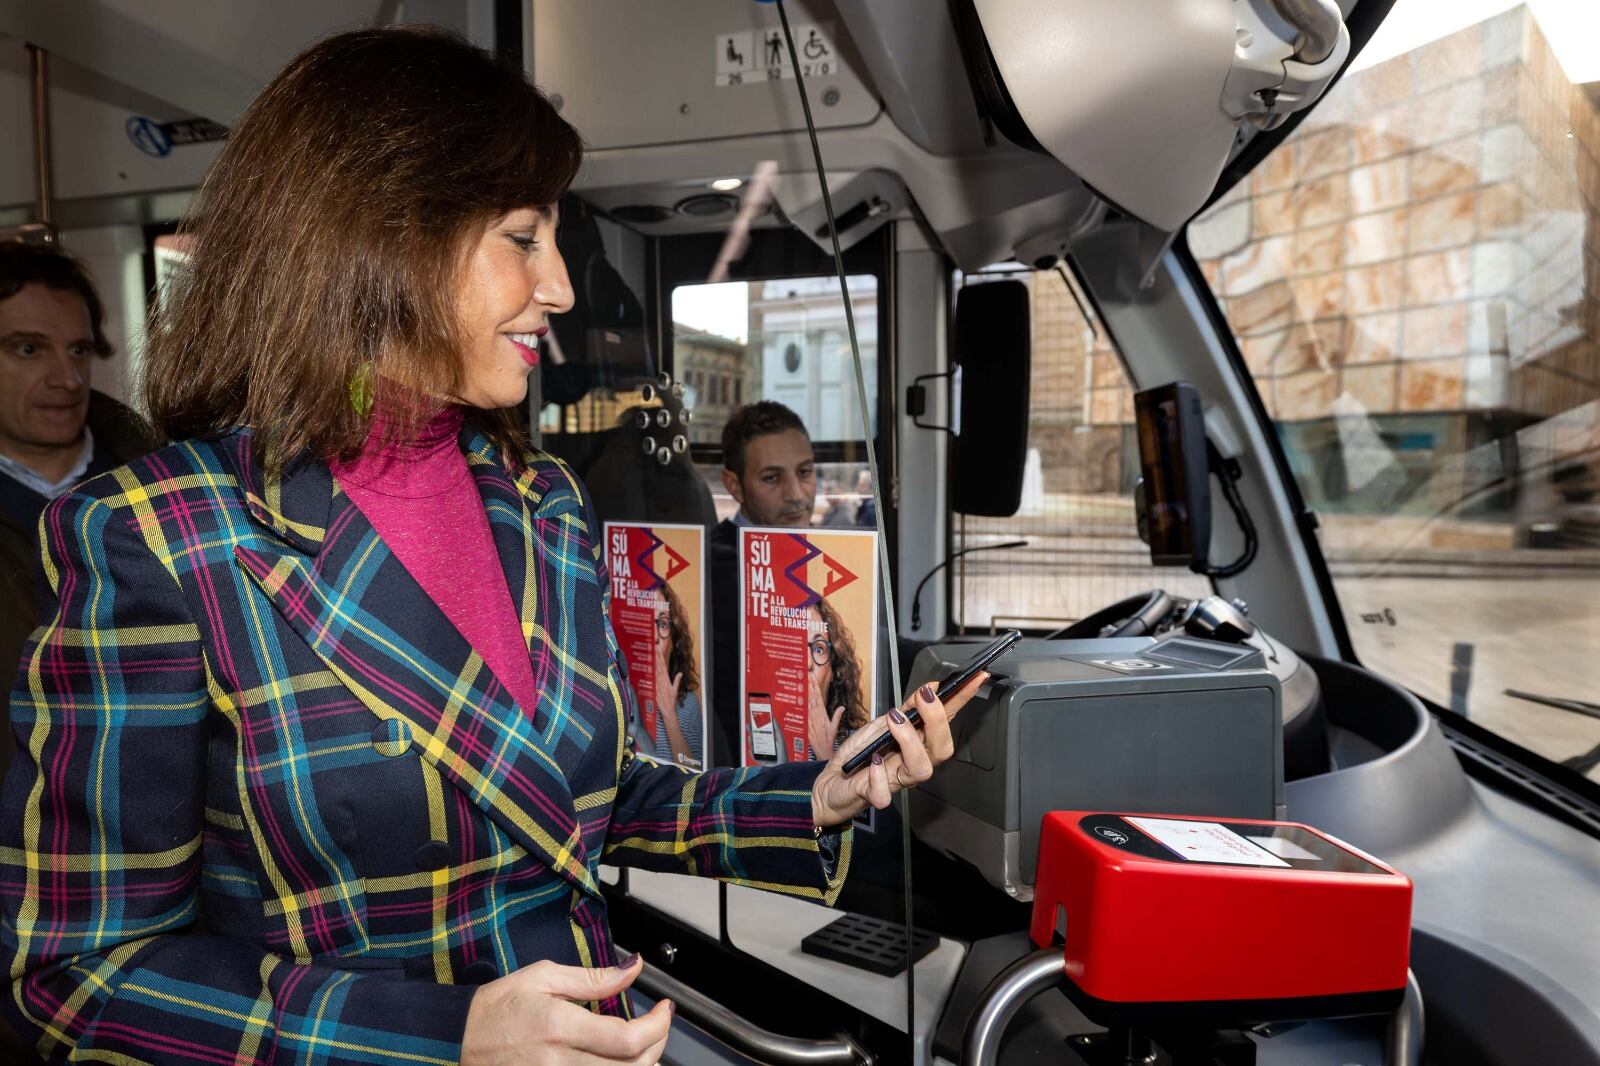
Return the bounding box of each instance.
[715,24,836,87]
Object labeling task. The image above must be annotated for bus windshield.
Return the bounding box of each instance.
[1190,1,1600,779]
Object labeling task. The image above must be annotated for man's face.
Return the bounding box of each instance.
[723,428,816,527]
[0,284,95,455]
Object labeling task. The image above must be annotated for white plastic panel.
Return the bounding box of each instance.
[974,0,1239,231]
[530,0,881,151]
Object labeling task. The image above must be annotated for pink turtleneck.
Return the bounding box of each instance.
[331,405,540,720]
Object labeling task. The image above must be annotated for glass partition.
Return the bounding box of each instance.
[670,274,880,523]
[533,12,919,1059]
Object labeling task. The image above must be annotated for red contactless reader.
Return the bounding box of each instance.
[1030,811,1413,1029]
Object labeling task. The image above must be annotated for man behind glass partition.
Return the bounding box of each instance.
[709,402,817,763]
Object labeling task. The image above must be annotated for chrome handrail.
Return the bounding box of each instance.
[1384,969,1425,1066]
[963,951,1423,1066]
[961,948,1064,1066]
[637,961,871,1066]
[1267,0,1344,64]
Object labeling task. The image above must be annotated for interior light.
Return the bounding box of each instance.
[709,177,744,192]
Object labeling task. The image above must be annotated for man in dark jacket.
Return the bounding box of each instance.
[708,402,818,764]
[1,244,158,755]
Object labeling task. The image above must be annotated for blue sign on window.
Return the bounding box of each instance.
[126,116,172,158]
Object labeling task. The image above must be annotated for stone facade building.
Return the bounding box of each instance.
[1074,6,1599,523]
[675,327,750,445]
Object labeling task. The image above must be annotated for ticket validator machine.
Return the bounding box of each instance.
[963,811,1418,1066]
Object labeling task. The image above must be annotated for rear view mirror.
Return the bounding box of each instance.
[951,279,1031,517]
[1134,382,1211,568]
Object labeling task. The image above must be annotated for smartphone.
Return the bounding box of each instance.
[747,693,778,762]
[841,629,1022,776]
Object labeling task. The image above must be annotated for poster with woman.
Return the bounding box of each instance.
[738,527,878,767]
[604,522,708,770]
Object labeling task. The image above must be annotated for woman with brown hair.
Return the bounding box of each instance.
[0,25,983,1066]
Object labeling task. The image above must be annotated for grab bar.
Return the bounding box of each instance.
[963,951,1423,1066]
[962,948,1064,1066]
[1384,969,1425,1066]
[636,961,871,1065]
[1267,0,1344,64]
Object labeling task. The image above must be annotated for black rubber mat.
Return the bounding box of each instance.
[800,911,939,977]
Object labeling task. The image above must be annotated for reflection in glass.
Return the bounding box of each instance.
[672,275,878,447]
[951,269,1209,633]
[1190,4,1600,776]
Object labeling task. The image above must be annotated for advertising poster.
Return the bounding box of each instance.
[605,522,708,771]
[739,528,878,767]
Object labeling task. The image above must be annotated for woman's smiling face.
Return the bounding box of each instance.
[451,206,572,409]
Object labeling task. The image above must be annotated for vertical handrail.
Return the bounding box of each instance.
[28,44,55,235]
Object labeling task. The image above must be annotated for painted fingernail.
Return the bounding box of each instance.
[617,952,640,969]
[667,1000,676,1018]
[889,707,906,725]
[871,752,883,765]
[919,683,935,702]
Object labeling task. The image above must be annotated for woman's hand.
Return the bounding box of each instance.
[656,671,698,769]
[810,674,987,828]
[461,954,672,1066]
[657,669,681,718]
[806,663,842,758]
[807,701,844,761]
[653,643,674,706]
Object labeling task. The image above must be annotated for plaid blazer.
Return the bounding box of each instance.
[0,426,849,1065]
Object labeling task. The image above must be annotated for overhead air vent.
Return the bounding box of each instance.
[609,204,673,225]
[674,193,740,218]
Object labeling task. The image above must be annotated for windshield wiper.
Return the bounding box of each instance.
[1499,691,1600,776]
[1504,689,1600,723]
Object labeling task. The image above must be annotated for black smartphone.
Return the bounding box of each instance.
[841,629,1021,775]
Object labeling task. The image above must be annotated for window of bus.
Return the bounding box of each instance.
[1188,3,1600,779]
[950,268,1210,634]
[670,273,880,527]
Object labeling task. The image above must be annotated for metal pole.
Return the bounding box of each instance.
[962,948,1065,1066]
[633,962,870,1065]
[1384,968,1425,1066]
[28,44,55,235]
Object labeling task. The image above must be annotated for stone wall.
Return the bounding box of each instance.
[1023,268,1128,494]
[676,329,749,444]
[1179,6,1600,433]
